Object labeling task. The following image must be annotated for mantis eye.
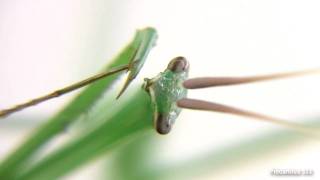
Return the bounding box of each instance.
[167,56,189,73]
[155,114,172,134]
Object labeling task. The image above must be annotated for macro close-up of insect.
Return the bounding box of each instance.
[1,27,320,179]
[1,1,320,180]
[1,31,320,136]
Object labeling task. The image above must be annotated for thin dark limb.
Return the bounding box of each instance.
[0,65,129,118]
[116,50,140,99]
[177,98,320,138]
[184,68,320,89]
[116,37,143,99]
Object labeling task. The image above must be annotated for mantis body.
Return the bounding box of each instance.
[143,56,189,134]
[1,45,320,136]
[2,27,320,180]
[1,56,320,137]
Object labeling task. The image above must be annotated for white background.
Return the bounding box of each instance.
[1,0,320,179]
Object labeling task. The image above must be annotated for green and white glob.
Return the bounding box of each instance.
[144,57,189,134]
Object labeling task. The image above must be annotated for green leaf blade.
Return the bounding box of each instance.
[18,89,153,180]
[0,27,157,179]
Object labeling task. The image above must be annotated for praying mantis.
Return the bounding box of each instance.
[1,34,320,136]
[1,27,320,180]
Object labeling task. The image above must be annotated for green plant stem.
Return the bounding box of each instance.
[17,89,153,180]
[0,27,157,179]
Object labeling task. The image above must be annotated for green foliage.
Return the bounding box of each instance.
[0,27,157,179]
[1,26,319,180]
[17,89,153,180]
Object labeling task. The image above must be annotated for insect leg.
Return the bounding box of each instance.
[0,65,129,118]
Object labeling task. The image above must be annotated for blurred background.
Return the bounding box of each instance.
[1,0,320,179]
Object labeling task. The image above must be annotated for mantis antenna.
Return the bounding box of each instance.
[178,67,320,138]
[184,68,320,89]
[177,98,320,138]
[0,65,129,118]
